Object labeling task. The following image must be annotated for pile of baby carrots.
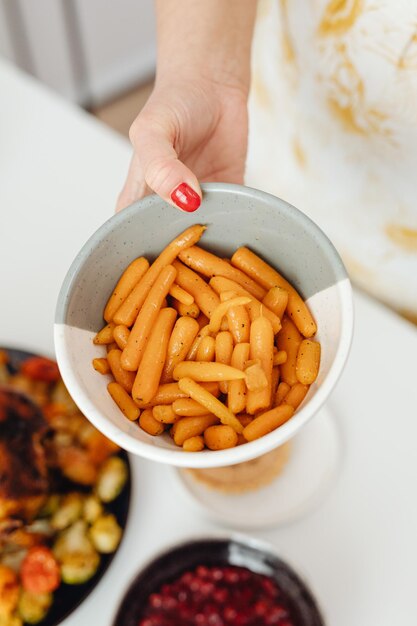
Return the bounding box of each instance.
[92,225,320,452]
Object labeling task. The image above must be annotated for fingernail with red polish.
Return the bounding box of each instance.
[170,183,201,212]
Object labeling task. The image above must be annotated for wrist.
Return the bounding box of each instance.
[156,59,251,97]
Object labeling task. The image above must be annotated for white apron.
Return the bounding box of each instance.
[247,0,417,320]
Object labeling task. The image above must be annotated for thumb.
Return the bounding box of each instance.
[132,122,202,213]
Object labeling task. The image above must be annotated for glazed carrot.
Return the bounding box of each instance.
[113,225,205,326]
[197,313,209,329]
[172,299,200,318]
[92,358,110,375]
[196,335,216,362]
[296,340,321,385]
[172,398,213,417]
[276,316,302,386]
[237,413,253,428]
[107,349,136,393]
[244,362,268,392]
[177,377,243,433]
[169,284,194,306]
[227,303,250,344]
[161,316,200,383]
[215,331,234,393]
[107,382,140,422]
[93,323,115,345]
[209,276,281,334]
[173,362,245,382]
[262,286,288,320]
[231,247,317,337]
[178,246,266,299]
[274,382,291,406]
[208,297,251,334]
[104,257,149,323]
[183,435,205,452]
[172,414,219,446]
[271,367,280,406]
[273,350,287,366]
[228,342,250,414]
[121,265,177,371]
[186,325,211,361]
[113,325,130,350]
[283,383,309,409]
[152,404,180,424]
[131,308,177,404]
[139,409,165,436]
[246,316,274,414]
[204,425,238,450]
[134,380,220,409]
[173,260,220,318]
[243,405,294,441]
[220,317,229,332]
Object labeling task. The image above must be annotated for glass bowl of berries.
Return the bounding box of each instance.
[113,536,324,626]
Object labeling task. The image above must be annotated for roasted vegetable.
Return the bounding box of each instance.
[0,614,22,626]
[38,495,60,518]
[89,515,122,554]
[96,457,128,503]
[17,591,52,624]
[0,565,19,617]
[21,547,60,594]
[82,496,103,525]
[51,493,83,531]
[53,521,99,585]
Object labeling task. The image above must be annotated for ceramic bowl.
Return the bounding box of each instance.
[55,183,353,468]
[113,536,324,626]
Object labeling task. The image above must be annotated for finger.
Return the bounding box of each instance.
[116,153,150,213]
[131,121,202,212]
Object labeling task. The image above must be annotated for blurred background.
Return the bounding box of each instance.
[0,0,156,136]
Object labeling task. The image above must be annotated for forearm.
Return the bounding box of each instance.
[155,0,257,93]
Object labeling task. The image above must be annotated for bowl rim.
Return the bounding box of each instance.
[111,532,325,626]
[55,182,354,468]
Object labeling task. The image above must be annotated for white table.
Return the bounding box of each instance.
[1,59,416,626]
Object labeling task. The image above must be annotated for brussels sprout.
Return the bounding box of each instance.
[96,457,128,503]
[53,520,91,560]
[53,521,100,585]
[38,494,60,518]
[89,515,122,554]
[51,493,83,531]
[60,551,100,585]
[18,591,52,624]
[82,495,103,525]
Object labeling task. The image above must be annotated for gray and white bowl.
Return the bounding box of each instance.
[54,183,353,468]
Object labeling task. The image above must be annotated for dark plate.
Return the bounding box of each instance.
[1,347,132,626]
[114,538,324,626]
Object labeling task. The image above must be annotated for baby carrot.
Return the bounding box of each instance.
[104,257,149,323]
[121,264,177,371]
[246,316,274,414]
[173,260,220,318]
[132,307,177,404]
[113,224,205,326]
[178,245,266,299]
[231,247,317,337]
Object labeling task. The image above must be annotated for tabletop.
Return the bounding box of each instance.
[1,59,416,626]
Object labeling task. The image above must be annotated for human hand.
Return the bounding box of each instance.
[116,77,248,213]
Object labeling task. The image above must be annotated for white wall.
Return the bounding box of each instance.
[0,0,156,105]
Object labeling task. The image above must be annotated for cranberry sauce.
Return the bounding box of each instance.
[113,540,324,626]
[139,564,296,626]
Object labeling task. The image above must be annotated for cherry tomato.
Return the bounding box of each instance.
[20,357,60,383]
[21,546,61,593]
